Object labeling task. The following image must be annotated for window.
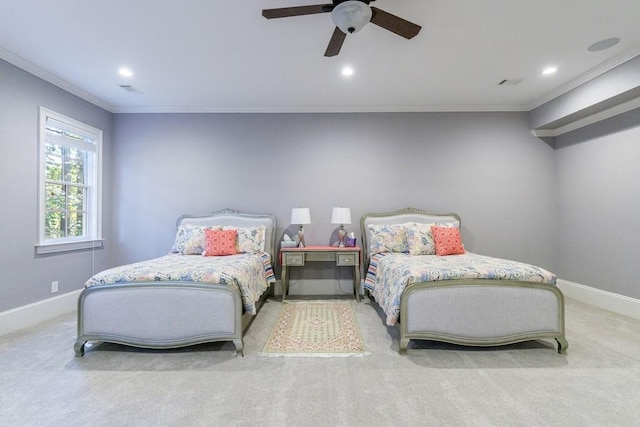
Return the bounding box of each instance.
[37,108,103,254]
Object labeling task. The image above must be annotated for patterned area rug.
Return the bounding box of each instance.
[260,301,369,357]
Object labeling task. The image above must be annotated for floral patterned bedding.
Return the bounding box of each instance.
[366,252,557,326]
[85,252,275,315]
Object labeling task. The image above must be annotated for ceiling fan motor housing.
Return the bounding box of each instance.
[331,1,372,34]
[261,0,419,57]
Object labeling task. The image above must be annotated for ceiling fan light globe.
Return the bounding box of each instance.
[331,1,372,35]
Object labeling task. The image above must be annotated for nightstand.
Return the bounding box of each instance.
[280,246,361,302]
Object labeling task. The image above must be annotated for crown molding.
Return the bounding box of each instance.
[111,104,529,114]
[0,47,115,113]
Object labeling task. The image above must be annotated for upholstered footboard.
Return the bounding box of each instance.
[399,279,568,354]
[75,282,253,357]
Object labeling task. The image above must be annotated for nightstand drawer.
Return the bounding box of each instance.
[283,253,305,266]
[306,252,336,262]
[337,253,358,266]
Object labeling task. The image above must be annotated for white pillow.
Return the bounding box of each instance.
[222,225,266,253]
[406,222,436,255]
[368,223,411,255]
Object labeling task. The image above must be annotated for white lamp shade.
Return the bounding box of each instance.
[331,207,351,225]
[291,208,311,225]
[331,1,372,35]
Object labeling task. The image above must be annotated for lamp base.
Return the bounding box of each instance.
[298,225,305,248]
[337,225,346,248]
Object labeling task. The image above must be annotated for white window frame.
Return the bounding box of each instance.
[36,107,103,254]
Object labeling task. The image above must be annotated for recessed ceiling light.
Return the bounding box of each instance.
[542,66,557,75]
[341,66,354,77]
[118,68,133,77]
[588,37,621,52]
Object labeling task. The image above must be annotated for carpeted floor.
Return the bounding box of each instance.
[1,296,640,426]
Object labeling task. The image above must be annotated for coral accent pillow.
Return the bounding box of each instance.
[205,229,238,256]
[431,225,465,256]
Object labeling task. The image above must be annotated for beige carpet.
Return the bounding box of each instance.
[260,300,369,357]
[2,298,640,425]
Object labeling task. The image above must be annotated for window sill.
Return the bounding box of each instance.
[35,239,104,255]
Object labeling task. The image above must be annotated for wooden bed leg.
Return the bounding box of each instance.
[399,338,410,355]
[233,339,244,357]
[74,340,86,357]
[555,337,569,354]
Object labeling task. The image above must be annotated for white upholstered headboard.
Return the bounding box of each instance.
[176,209,277,258]
[360,207,461,261]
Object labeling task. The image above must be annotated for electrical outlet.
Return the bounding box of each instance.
[51,281,59,293]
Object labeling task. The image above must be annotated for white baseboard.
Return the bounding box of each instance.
[1,281,636,335]
[0,289,81,336]
[557,279,640,321]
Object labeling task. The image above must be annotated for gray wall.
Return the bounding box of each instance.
[111,112,559,281]
[555,108,640,299]
[0,59,114,312]
[3,54,639,312]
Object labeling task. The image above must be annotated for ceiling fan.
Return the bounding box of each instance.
[262,0,422,57]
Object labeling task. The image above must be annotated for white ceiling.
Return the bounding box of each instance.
[2,0,640,113]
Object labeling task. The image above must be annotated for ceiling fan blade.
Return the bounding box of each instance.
[370,7,421,39]
[262,4,333,19]
[324,27,347,57]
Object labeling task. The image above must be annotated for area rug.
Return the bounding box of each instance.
[259,301,369,357]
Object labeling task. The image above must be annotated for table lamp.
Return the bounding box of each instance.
[331,207,351,247]
[291,208,311,247]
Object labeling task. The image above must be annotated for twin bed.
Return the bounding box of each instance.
[361,207,568,354]
[75,207,567,357]
[75,209,276,357]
